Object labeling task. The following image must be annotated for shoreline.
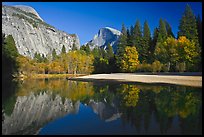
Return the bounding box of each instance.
[69,73,202,87]
[14,74,87,80]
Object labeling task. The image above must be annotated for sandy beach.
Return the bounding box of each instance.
[70,73,202,87]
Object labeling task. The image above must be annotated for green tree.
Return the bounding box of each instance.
[154,37,179,71]
[34,52,43,63]
[143,20,151,62]
[117,46,140,72]
[126,28,132,46]
[72,39,78,51]
[158,18,167,43]
[106,43,114,59]
[3,35,19,60]
[196,14,202,50]
[149,27,159,63]
[92,47,100,58]
[164,20,175,38]
[80,44,91,55]
[178,4,198,42]
[177,36,199,71]
[133,20,143,61]
[196,15,202,71]
[52,49,57,60]
[2,34,19,78]
[61,45,66,54]
[117,23,127,54]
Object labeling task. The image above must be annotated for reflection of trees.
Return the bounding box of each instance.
[2,80,19,116]
[154,86,202,134]
[118,85,155,133]
[120,85,140,107]
[2,79,95,135]
[15,79,94,102]
[91,83,202,134]
[5,80,201,135]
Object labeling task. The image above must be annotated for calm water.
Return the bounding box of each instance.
[2,78,202,135]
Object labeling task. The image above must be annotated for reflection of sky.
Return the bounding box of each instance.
[39,103,135,135]
[39,103,181,135]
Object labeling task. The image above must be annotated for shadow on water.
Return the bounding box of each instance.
[2,78,202,135]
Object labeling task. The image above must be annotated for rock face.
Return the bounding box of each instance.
[2,5,80,58]
[86,27,121,53]
[2,92,80,135]
[88,99,122,122]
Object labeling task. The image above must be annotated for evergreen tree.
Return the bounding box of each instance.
[133,20,142,47]
[34,52,43,63]
[143,21,151,62]
[72,40,78,51]
[178,4,198,42]
[132,20,143,62]
[52,49,57,60]
[196,14,202,50]
[92,47,100,58]
[3,35,19,60]
[126,28,132,46]
[2,34,19,78]
[157,18,167,43]
[129,25,134,46]
[116,23,128,70]
[117,23,127,52]
[164,20,175,38]
[80,44,91,55]
[149,28,159,63]
[106,43,114,59]
[61,45,66,54]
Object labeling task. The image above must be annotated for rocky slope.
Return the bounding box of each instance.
[2,5,80,58]
[2,92,80,135]
[85,27,121,53]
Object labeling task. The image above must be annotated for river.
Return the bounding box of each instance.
[2,78,202,135]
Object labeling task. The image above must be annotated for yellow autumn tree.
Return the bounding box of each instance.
[119,46,140,72]
[177,36,200,71]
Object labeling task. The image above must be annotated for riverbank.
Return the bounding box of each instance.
[70,73,202,87]
[14,74,86,80]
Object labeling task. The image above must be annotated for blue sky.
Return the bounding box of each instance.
[3,2,202,45]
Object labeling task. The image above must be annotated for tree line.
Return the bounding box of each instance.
[2,4,202,78]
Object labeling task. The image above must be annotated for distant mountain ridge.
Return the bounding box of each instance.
[85,27,121,53]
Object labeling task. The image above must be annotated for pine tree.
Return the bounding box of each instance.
[126,28,132,46]
[196,14,202,50]
[52,49,57,60]
[106,43,114,59]
[2,34,19,78]
[164,20,175,38]
[61,45,66,54]
[3,35,19,60]
[132,20,143,62]
[143,21,151,62]
[129,25,134,46]
[72,39,78,51]
[149,28,159,63]
[178,4,198,42]
[133,20,142,46]
[116,23,127,54]
[157,18,167,43]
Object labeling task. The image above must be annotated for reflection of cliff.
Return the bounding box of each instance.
[88,99,122,122]
[2,92,80,135]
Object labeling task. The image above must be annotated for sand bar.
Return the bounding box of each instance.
[70,73,202,87]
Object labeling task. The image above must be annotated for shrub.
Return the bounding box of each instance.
[152,60,163,73]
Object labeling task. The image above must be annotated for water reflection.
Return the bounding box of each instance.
[2,79,202,135]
